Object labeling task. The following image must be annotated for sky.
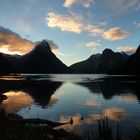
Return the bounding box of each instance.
[0,0,140,66]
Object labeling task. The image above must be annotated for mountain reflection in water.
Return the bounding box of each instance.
[0,74,140,135]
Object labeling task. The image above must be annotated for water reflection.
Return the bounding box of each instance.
[0,80,62,108]
[103,107,128,121]
[117,95,138,103]
[1,91,33,113]
[84,99,101,108]
[47,95,58,108]
[77,77,140,101]
[57,114,102,135]
[0,74,140,136]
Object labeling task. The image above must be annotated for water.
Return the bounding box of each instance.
[0,74,140,136]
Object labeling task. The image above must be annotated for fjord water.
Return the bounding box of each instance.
[0,74,140,135]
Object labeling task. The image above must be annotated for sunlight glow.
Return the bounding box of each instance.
[0,46,23,55]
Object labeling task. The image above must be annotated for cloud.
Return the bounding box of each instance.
[63,0,94,8]
[46,12,83,33]
[104,107,128,121]
[86,24,104,36]
[56,51,73,57]
[45,39,59,52]
[86,41,101,47]
[133,21,140,27]
[46,13,129,41]
[116,46,136,54]
[97,22,108,26]
[63,0,75,7]
[103,27,129,41]
[0,26,34,54]
[85,41,101,51]
[0,26,59,54]
[106,0,140,13]
[46,12,104,36]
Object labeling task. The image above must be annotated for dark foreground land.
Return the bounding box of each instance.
[0,108,79,140]
[0,108,140,140]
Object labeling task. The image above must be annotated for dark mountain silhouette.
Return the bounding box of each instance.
[3,54,21,71]
[0,40,69,74]
[0,53,14,74]
[18,40,68,73]
[69,54,101,73]
[96,49,128,74]
[1,40,140,75]
[119,45,140,75]
[69,49,128,74]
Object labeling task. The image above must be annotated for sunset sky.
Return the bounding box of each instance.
[0,0,140,65]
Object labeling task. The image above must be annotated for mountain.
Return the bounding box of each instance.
[95,49,128,74]
[18,40,68,73]
[3,54,21,71]
[119,45,140,75]
[0,53,14,74]
[69,49,128,74]
[1,39,137,75]
[69,54,101,73]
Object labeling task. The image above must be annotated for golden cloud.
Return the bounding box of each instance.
[46,12,105,37]
[63,0,75,7]
[0,26,59,54]
[86,41,101,47]
[46,12,129,43]
[103,27,129,41]
[46,12,83,33]
[63,0,94,8]
[86,24,104,36]
[104,107,128,121]
[116,46,136,54]
[0,26,34,54]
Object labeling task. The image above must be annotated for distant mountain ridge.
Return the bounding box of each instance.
[119,45,140,75]
[69,54,101,74]
[0,40,139,75]
[69,49,129,74]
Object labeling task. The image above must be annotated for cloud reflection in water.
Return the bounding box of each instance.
[1,91,33,113]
